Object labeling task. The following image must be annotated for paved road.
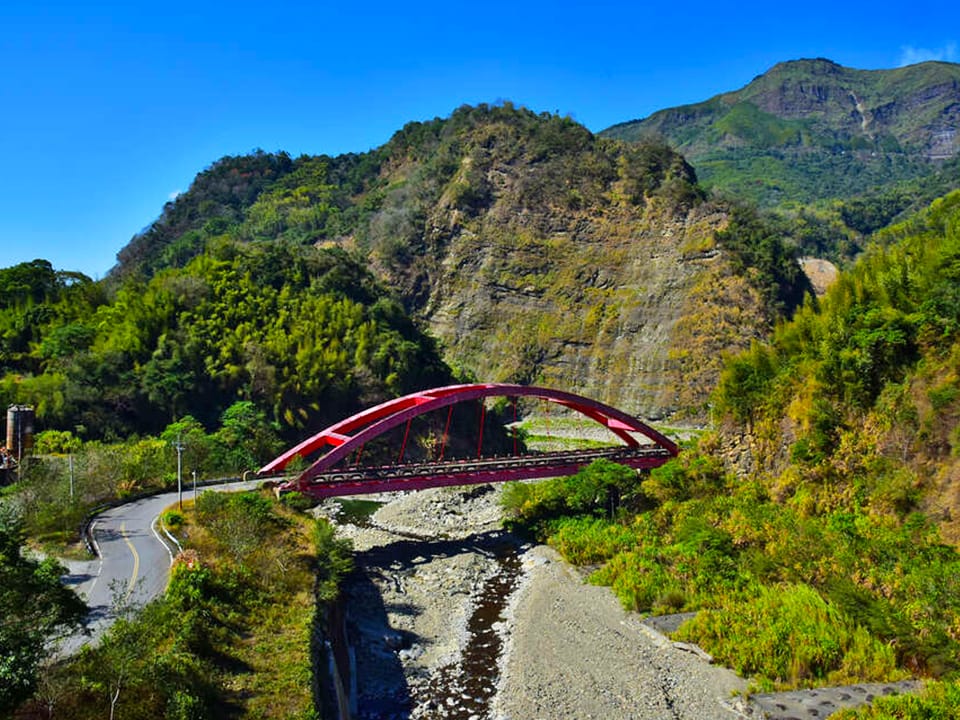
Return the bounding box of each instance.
[59,479,260,655]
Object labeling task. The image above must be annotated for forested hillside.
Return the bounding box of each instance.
[98,103,810,423]
[705,189,960,699]
[715,189,960,542]
[0,246,451,442]
[503,190,960,706]
[603,59,960,263]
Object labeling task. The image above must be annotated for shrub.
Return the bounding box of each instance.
[314,518,353,602]
[32,429,82,455]
[641,455,728,504]
[830,681,960,719]
[589,551,679,612]
[162,509,186,529]
[674,583,903,689]
[501,459,642,536]
[546,517,639,565]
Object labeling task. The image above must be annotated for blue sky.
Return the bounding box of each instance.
[1,0,957,278]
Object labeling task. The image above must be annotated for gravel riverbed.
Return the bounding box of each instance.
[324,484,748,720]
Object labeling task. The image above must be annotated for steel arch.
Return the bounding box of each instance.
[259,383,678,488]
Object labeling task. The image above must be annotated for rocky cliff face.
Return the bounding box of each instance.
[609,59,960,158]
[419,200,763,420]
[117,105,795,423]
[744,60,960,159]
[355,106,780,421]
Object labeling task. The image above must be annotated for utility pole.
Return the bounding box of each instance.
[174,434,185,510]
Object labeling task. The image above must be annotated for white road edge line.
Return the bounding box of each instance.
[150,515,176,566]
[160,517,183,555]
[85,519,105,599]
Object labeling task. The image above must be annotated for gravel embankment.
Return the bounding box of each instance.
[325,484,748,720]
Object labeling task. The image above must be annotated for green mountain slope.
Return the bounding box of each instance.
[602,59,960,208]
[502,189,960,698]
[705,188,960,684]
[714,189,960,541]
[106,104,810,423]
[0,246,453,442]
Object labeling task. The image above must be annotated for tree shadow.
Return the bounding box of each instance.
[346,569,414,717]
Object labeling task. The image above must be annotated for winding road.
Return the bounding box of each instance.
[58,479,259,655]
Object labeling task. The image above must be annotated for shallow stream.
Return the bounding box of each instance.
[331,494,523,719]
[415,540,522,719]
[334,497,382,526]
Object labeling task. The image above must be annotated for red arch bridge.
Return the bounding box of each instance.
[258,383,679,498]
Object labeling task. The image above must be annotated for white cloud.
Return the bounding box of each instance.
[898,43,958,67]
[167,189,182,201]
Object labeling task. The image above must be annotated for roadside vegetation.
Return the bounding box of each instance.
[3,402,283,552]
[504,191,960,706]
[15,489,351,719]
[0,505,85,714]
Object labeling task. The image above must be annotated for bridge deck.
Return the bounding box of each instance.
[271,446,673,498]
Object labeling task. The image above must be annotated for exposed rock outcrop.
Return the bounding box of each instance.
[358,108,782,421]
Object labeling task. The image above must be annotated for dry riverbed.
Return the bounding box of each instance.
[323,484,748,720]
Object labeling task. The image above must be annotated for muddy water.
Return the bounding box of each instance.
[415,542,522,719]
[335,498,382,526]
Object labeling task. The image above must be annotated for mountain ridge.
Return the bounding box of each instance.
[103,103,809,423]
[602,58,960,206]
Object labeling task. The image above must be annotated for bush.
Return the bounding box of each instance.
[32,429,82,455]
[546,517,639,565]
[589,550,679,612]
[162,509,185,529]
[194,490,285,565]
[831,681,960,719]
[641,454,728,504]
[674,583,903,689]
[314,518,353,602]
[279,491,318,513]
[501,459,642,536]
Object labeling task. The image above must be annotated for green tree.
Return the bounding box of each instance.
[33,429,82,455]
[141,335,197,423]
[0,259,60,308]
[502,459,642,532]
[713,341,779,426]
[715,204,812,315]
[160,416,214,479]
[213,401,282,472]
[0,504,85,713]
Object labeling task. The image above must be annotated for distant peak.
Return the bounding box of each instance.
[768,58,845,74]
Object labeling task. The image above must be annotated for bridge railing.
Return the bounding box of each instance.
[277,445,672,490]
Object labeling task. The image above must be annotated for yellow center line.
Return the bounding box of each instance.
[119,521,140,602]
